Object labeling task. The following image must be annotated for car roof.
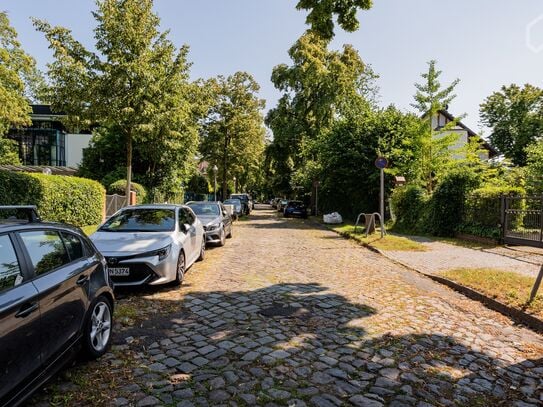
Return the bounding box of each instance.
[187,201,220,205]
[0,221,85,235]
[122,204,184,210]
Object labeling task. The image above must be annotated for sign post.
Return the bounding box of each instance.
[313,180,320,216]
[374,157,388,238]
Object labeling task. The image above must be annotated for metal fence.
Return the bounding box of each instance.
[105,194,127,217]
[502,196,543,248]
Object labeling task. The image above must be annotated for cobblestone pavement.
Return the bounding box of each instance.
[30,206,543,406]
[383,237,542,278]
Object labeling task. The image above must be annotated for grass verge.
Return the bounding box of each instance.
[440,268,543,319]
[322,222,427,252]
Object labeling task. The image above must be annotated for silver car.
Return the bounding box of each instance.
[187,202,233,246]
[91,204,205,287]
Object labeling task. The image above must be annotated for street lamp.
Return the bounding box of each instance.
[212,165,218,201]
[233,176,237,194]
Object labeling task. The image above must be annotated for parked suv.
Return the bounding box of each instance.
[230,194,252,215]
[0,206,114,407]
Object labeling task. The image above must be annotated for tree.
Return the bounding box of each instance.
[200,72,266,201]
[480,84,543,166]
[0,11,42,164]
[410,60,461,192]
[35,0,203,198]
[525,140,543,194]
[296,0,373,39]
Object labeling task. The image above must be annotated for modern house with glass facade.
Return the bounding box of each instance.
[6,105,92,168]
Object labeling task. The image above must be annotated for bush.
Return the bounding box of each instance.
[0,170,105,227]
[108,179,147,204]
[390,185,431,234]
[427,169,481,237]
[461,185,526,238]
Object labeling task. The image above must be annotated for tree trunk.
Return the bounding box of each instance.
[126,132,132,204]
[221,128,228,201]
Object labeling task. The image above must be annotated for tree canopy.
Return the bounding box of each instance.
[480,83,543,166]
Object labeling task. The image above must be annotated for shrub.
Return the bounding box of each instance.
[108,179,147,203]
[0,170,105,227]
[390,184,431,234]
[428,169,481,237]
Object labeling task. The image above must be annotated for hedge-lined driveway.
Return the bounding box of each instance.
[30,206,543,406]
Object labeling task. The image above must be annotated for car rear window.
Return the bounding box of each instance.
[189,204,220,216]
[99,209,176,232]
[288,201,304,208]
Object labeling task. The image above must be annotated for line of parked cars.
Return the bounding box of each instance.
[271,198,309,219]
[0,196,242,406]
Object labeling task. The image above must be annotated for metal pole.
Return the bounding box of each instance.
[214,173,217,202]
[530,264,543,303]
[380,168,385,238]
[315,184,319,217]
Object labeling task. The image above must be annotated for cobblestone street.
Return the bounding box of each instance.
[31,206,543,406]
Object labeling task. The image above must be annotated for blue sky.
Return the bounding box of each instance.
[4,0,543,134]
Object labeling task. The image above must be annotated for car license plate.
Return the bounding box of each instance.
[109,267,130,276]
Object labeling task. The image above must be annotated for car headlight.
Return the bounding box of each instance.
[206,222,220,231]
[156,244,172,261]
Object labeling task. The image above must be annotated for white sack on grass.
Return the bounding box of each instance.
[323,212,343,224]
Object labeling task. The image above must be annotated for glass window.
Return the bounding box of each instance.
[188,203,220,216]
[99,209,176,232]
[0,235,23,292]
[19,231,70,276]
[61,232,84,261]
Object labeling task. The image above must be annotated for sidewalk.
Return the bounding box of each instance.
[382,235,542,278]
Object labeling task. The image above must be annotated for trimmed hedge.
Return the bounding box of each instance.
[108,179,147,204]
[0,170,105,227]
[390,185,430,234]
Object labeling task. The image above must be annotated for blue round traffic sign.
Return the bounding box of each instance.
[375,157,388,169]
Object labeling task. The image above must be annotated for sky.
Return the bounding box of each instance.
[3,0,543,135]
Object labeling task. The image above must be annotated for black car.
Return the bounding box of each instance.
[284,200,308,218]
[229,194,252,215]
[0,206,114,407]
[188,202,233,246]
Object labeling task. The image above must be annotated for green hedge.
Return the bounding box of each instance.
[459,185,526,238]
[0,170,105,227]
[108,179,147,204]
[390,185,431,234]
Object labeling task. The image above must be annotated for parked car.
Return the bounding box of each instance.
[224,198,243,220]
[188,202,233,246]
[230,193,252,215]
[91,204,205,287]
[0,206,114,407]
[277,199,289,212]
[284,200,309,219]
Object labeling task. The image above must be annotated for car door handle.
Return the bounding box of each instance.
[15,302,39,318]
[76,275,89,286]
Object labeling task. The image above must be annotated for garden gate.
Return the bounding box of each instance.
[501,195,543,248]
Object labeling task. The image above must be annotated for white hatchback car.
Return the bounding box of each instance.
[91,204,205,287]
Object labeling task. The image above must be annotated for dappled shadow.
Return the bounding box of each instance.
[34,282,542,406]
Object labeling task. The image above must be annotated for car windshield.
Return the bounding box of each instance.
[230,194,248,202]
[189,203,220,216]
[224,199,241,206]
[99,208,175,232]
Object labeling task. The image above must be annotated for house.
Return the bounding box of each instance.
[6,105,93,168]
[430,109,498,160]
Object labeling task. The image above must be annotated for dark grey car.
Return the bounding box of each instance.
[0,206,114,407]
[187,202,233,246]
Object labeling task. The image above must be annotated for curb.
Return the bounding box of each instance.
[317,220,543,335]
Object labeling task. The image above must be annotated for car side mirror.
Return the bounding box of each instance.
[182,223,191,233]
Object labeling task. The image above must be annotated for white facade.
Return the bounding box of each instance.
[65,134,93,168]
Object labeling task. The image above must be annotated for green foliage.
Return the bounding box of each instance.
[525,139,543,195]
[0,170,105,227]
[0,137,20,165]
[459,185,525,239]
[296,0,373,39]
[480,84,543,166]
[390,185,430,234]
[428,168,482,236]
[200,72,266,200]
[35,0,206,198]
[108,179,147,203]
[187,173,210,195]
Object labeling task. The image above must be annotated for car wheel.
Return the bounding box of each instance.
[82,295,113,360]
[197,236,205,261]
[175,251,185,285]
[218,227,226,246]
[227,225,233,238]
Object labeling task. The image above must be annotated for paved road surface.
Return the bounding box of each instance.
[31,206,543,406]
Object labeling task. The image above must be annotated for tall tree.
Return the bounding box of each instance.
[200,72,266,201]
[410,60,461,192]
[0,11,42,164]
[296,0,373,39]
[480,84,543,166]
[35,0,203,198]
